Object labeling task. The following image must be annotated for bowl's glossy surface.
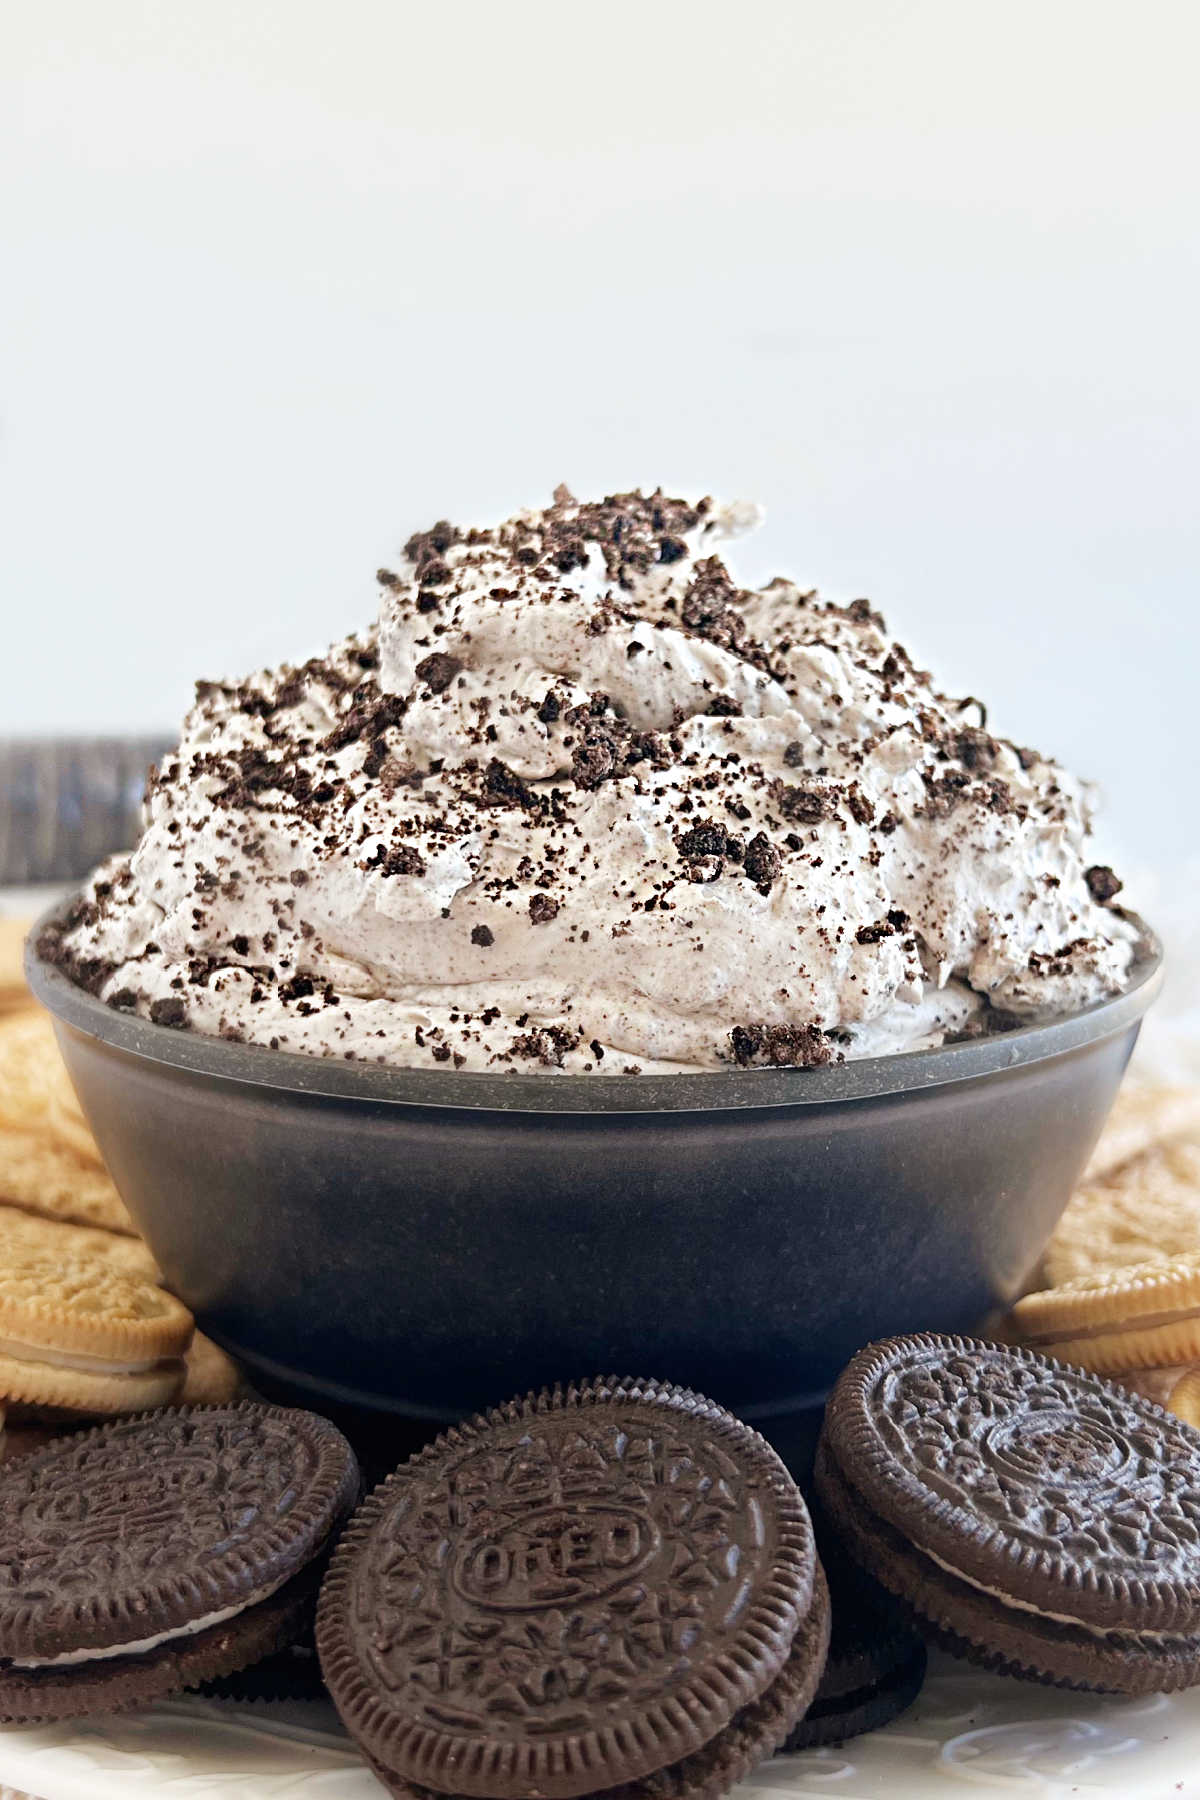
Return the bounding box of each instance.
[28,901,1162,1451]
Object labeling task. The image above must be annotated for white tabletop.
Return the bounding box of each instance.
[2,1653,1200,1800]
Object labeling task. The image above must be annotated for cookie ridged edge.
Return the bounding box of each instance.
[0,1255,192,1358]
[823,1333,1200,1637]
[1022,1322,1200,1376]
[816,1437,1200,1694]
[0,1402,359,1661]
[781,1635,926,1752]
[0,1565,320,1724]
[1011,1254,1200,1339]
[0,1347,184,1415]
[370,1568,831,1800]
[317,1375,817,1800]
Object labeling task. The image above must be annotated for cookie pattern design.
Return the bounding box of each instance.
[349,1410,803,1738]
[867,1341,1200,1586]
[0,1411,320,1609]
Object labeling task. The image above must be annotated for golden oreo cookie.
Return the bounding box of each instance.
[180,1331,244,1406]
[1083,1084,1200,1183]
[0,918,33,1015]
[1008,1254,1200,1375]
[0,1253,192,1415]
[0,1010,103,1167]
[0,1203,160,1284]
[0,1129,136,1235]
[1165,1369,1200,1429]
[1043,1139,1200,1287]
[1116,1366,1191,1410]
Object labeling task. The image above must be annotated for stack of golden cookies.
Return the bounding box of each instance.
[0,918,243,1458]
[1004,1082,1200,1421]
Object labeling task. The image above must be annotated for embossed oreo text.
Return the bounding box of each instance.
[352,1411,781,1734]
[454,1505,660,1610]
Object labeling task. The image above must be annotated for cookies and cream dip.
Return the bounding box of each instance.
[45,488,1139,1074]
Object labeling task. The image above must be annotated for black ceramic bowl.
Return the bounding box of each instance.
[27,902,1161,1450]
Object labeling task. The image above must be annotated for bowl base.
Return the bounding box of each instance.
[228,1333,826,1484]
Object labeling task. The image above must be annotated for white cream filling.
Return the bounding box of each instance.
[13,1574,290,1668]
[922,1544,1176,1642]
[0,1335,182,1378]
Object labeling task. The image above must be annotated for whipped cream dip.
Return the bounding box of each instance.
[47,489,1138,1074]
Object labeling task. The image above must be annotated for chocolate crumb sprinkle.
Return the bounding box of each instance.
[729,1022,835,1069]
[1085,864,1123,905]
[149,996,188,1029]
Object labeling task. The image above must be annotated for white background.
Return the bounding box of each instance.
[2,0,1197,877]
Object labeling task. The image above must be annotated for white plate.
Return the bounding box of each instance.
[2,1655,1200,1800]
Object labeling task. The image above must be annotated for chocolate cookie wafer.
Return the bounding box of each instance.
[200,1642,328,1704]
[0,1422,61,1465]
[781,1515,925,1751]
[816,1333,1200,1693]
[318,1376,830,1800]
[0,1403,359,1722]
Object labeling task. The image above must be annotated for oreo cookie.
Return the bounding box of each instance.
[816,1333,1200,1693]
[781,1519,925,1751]
[318,1377,830,1800]
[0,1402,359,1722]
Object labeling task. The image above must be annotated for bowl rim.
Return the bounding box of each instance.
[26,895,1163,1117]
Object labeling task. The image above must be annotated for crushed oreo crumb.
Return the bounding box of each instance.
[1085,864,1123,904]
[149,996,188,1029]
[414,651,463,694]
[729,1022,836,1069]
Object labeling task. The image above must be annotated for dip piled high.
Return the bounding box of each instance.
[47,489,1138,1073]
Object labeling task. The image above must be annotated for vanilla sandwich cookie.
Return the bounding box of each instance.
[0,1253,192,1415]
[0,1203,160,1284]
[179,1331,244,1406]
[1044,1139,1200,1288]
[0,1128,136,1234]
[1164,1368,1200,1428]
[0,919,32,1014]
[1008,1254,1200,1375]
[1082,1084,1200,1184]
[0,1010,104,1167]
